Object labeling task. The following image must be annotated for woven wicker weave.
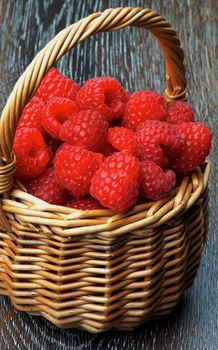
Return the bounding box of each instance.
[0,7,210,333]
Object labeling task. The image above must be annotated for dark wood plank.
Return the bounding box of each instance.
[0,0,217,349]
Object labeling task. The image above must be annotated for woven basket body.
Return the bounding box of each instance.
[0,7,210,333]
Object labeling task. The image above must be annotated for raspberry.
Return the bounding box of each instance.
[123,90,167,130]
[167,122,212,174]
[90,152,141,212]
[166,101,195,124]
[25,168,68,205]
[141,161,176,200]
[107,127,136,155]
[67,197,103,210]
[136,120,183,167]
[59,110,108,151]
[42,97,79,140]
[17,97,44,132]
[13,128,50,179]
[124,90,131,100]
[76,77,128,121]
[35,68,79,102]
[94,153,105,166]
[54,144,102,198]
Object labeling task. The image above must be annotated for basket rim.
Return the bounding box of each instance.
[0,162,210,238]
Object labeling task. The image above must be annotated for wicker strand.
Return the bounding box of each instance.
[0,155,16,194]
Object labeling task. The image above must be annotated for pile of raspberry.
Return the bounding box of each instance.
[13,68,212,213]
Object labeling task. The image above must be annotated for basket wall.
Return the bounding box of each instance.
[0,189,209,333]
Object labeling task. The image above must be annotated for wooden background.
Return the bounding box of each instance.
[0,0,217,349]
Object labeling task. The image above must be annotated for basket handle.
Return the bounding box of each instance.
[0,7,186,195]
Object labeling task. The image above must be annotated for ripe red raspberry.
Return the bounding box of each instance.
[123,90,167,130]
[67,197,103,210]
[17,97,44,132]
[76,77,128,121]
[166,101,195,124]
[59,110,108,151]
[141,161,176,200]
[54,144,102,198]
[42,97,79,140]
[124,90,131,100]
[13,128,50,179]
[35,68,79,102]
[94,153,105,166]
[107,127,136,155]
[167,122,212,174]
[90,152,141,212]
[25,168,68,205]
[136,120,183,167]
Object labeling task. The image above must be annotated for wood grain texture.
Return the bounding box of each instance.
[0,0,217,349]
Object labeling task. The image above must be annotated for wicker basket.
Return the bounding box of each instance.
[0,7,210,333]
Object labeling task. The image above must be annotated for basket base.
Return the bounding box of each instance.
[1,289,185,333]
[0,272,195,333]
